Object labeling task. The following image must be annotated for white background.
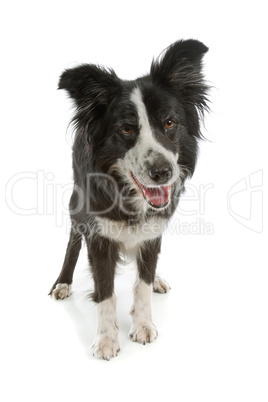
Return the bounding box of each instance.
[1,1,267,401]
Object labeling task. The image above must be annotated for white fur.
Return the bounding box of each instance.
[95,215,166,251]
[116,87,180,188]
[52,283,71,300]
[129,279,158,344]
[153,276,170,293]
[92,293,120,360]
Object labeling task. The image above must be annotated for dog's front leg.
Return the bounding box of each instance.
[93,292,119,360]
[85,235,120,360]
[129,237,161,344]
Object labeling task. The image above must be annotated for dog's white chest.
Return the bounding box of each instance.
[95,216,167,250]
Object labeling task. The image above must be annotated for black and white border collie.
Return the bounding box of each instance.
[50,39,209,360]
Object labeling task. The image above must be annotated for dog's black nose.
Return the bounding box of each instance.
[148,165,173,184]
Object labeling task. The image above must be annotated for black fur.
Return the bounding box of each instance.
[50,39,209,307]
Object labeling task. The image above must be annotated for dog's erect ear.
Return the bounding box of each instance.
[58,64,120,107]
[150,39,209,112]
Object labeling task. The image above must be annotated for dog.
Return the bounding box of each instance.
[49,39,209,360]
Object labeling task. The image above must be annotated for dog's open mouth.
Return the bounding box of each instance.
[131,172,171,209]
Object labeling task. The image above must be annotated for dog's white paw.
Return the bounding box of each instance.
[153,276,170,294]
[52,283,71,300]
[92,335,120,361]
[129,322,158,345]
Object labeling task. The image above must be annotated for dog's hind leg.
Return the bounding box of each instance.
[153,276,171,293]
[49,228,82,299]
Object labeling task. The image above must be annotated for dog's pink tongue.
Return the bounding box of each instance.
[144,186,170,206]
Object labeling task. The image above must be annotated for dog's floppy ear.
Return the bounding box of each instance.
[58,64,120,107]
[150,39,209,112]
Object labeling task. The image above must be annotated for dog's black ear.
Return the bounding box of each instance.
[150,39,209,112]
[58,64,120,107]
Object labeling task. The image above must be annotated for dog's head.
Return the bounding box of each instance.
[59,40,209,212]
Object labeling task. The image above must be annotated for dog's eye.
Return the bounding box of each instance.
[165,119,174,129]
[121,126,133,136]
